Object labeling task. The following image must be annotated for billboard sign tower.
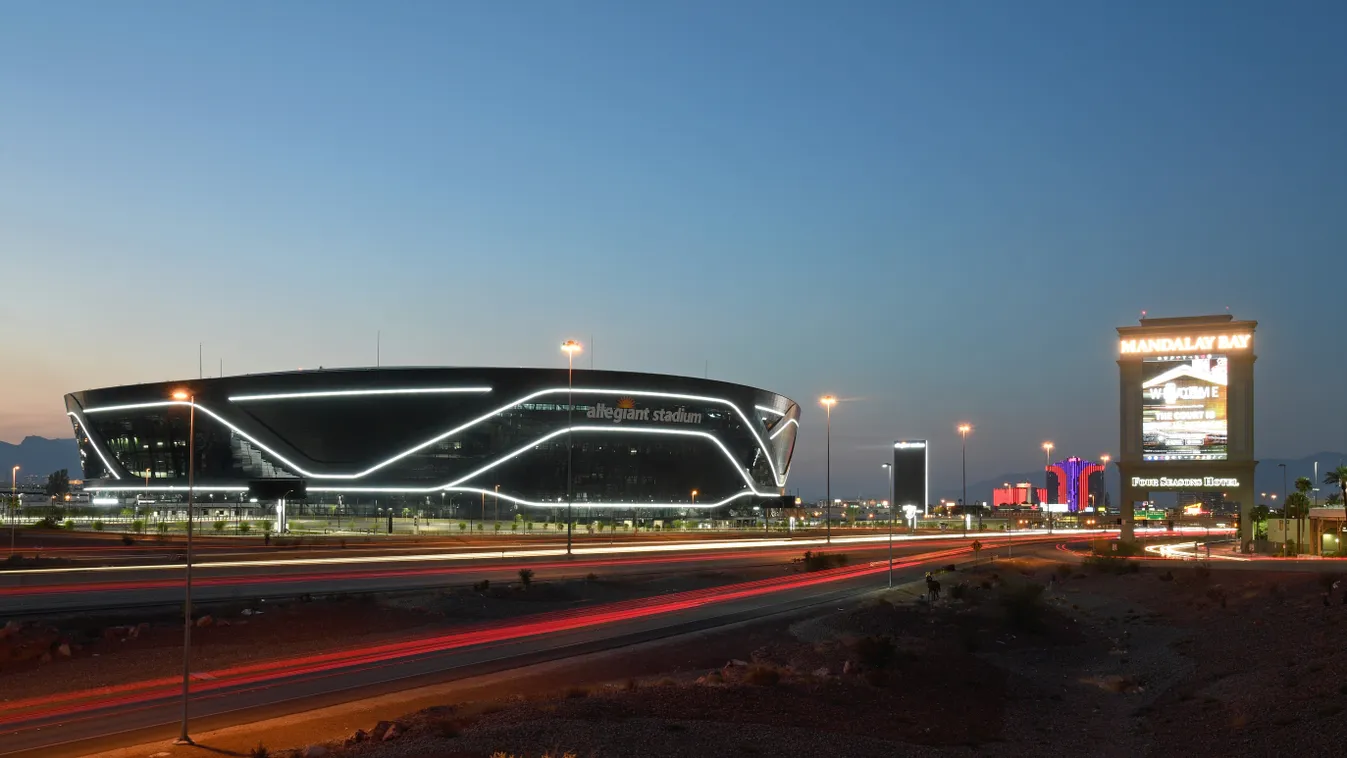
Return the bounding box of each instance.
[1117,314,1256,547]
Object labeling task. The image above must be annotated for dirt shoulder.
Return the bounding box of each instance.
[134,555,1347,758]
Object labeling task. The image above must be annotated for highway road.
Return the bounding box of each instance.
[0,537,1014,758]
[1,530,1075,615]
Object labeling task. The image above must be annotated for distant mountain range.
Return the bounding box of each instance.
[970,452,1347,506]
[0,436,82,482]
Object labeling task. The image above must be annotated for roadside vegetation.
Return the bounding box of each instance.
[797,550,848,572]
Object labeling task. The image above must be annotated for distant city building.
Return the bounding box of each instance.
[1087,469,1110,512]
[1046,457,1106,513]
[811,499,881,521]
[993,482,1046,507]
[1177,491,1230,514]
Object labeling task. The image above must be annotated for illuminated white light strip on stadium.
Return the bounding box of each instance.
[85,483,763,508]
[769,418,799,440]
[568,388,784,486]
[229,387,493,402]
[85,387,788,486]
[66,411,122,480]
[311,486,761,510]
[755,405,786,417]
[445,425,770,493]
[84,487,759,508]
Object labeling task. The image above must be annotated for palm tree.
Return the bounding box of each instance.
[1251,504,1271,541]
[1326,466,1347,507]
[1295,476,1314,498]
[1284,492,1310,554]
[1290,476,1315,554]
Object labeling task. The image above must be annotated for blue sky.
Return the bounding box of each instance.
[2,1,1344,499]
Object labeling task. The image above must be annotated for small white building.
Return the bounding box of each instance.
[1307,507,1347,556]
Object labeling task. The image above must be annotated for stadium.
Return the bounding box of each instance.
[64,367,799,523]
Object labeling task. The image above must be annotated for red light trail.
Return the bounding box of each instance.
[0,543,978,731]
[0,545,845,597]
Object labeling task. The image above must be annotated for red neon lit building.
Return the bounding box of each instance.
[993,482,1047,507]
[1045,457,1106,512]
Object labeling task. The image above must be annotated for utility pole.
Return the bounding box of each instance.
[561,340,582,555]
[1279,463,1288,556]
[821,396,837,544]
[882,463,893,588]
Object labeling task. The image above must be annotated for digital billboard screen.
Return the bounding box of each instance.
[892,440,928,507]
[1141,354,1228,461]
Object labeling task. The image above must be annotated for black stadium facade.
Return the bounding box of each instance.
[65,367,799,520]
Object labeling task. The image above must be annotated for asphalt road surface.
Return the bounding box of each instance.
[0,537,1043,757]
[1,531,1058,615]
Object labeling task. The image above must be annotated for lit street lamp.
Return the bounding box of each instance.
[958,423,973,530]
[1042,441,1054,534]
[820,395,837,544]
[1100,453,1111,512]
[170,389,196,746]
[561,340,582,556]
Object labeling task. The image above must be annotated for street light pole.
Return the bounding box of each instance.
[170,390,196,746]
[1043,442,1054,535]
[821,396,837,545]
[561,340,582,556]
[1279,463,1288,556]
[9,465,18,558]
[958,424,972,531]
[882,463,893,588]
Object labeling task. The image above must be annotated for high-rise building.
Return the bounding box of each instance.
[993,482,1046,507]
[1046,457,1106,513]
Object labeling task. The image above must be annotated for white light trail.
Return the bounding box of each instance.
[0,529,1100,577]
[92,485,250,492]
[1144,538,1247,561]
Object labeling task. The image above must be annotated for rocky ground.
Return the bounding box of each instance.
[237,557,1347,758]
